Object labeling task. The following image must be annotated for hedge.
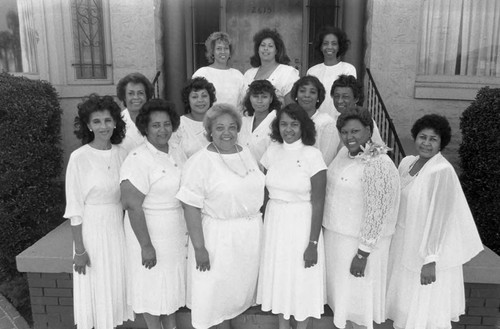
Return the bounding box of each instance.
[459,86,500,255]
[0,73,65,279]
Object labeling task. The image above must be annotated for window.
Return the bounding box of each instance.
[415,0,500,100]
[71,0,108,79]
[0,0,38,74]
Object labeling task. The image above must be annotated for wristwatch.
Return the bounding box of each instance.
[309,240,318,245]
[356,252,367,260]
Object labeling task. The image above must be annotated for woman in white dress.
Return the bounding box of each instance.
[243,28,299,105]
[386,114,483,329]
[257,103,327,329]
[291,75,337,165]
[120,99,188,329]
[323,107,400,329]
[176,104,265,329]
[116,73,154,153]
[192,31,245,111]
[307,26,356,118]
[239,79,281,161]
[172,77,216,158]
[64,94,133,329]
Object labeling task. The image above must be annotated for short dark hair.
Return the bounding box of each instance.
[203,103,242,142]
[411,114,452,150]
[315,26,351,60]
[181,77,217,114]
[331,74,364,106]
[204,31,233,63]
[243,80,282,116]
[116,73,154,107]
[250,28,291,67]
[270,104,316,146]
[74,94,126,145]
[290,76,326,109]
[135,99,180,136]
[336,106,374,136]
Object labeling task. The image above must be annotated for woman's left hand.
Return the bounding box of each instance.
[303,243,318,268]
[350,254,367,277]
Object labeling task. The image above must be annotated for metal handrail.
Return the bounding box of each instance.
[152,71,161,99]
[365,68,406,166]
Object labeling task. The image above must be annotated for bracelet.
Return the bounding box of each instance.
[309,240,318,245]
[74,250,86,256]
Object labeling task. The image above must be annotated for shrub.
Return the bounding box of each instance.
[0,72,65,279]
[459,86,500,255]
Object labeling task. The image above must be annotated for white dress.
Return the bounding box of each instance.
[64,144,133,329]
[322,146,400,329]
[311,110,338,166]
[120,140,188,316]
[243,64,299,104]
[257,140,327,321]
[176,147,265,329]
[121,109,145,154]
[238,110,276,162]
[171,116,210,159]
[307,62,357,118]
[386,154,483,329]
[192,66,246,111]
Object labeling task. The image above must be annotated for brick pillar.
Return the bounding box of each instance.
[455,283,500,329]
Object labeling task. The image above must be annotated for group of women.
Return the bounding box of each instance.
[64,26,483,329]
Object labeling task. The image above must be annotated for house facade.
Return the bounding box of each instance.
[2,0,499,168]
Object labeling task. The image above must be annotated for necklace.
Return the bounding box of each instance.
[212,143,250,178]
[348,151,360,159]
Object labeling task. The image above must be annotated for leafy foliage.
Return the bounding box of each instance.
[459,87,500,255]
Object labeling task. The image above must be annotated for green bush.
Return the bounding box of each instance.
[0,73,65,279]
[459,86,500,255]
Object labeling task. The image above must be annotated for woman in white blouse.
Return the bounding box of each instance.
[323,107,400,329]
[177,104,265,329]
[239,79,281,162]
[243,28,299,105]
[120,99,188,329]
[172,77,216,158]
[192,31,245,111]
[64,94,132,329]
[290,75,337,166]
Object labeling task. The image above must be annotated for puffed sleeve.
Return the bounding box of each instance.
[63,153,84,226]
[176,153,206,208]
[305,147,327,177]
[317,120,338,166]
[260,145,272,170]
[359,156,400,252]
[280,66,300,96]
[120,151,150,195]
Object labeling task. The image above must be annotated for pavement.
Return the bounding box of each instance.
[0,294,30,329]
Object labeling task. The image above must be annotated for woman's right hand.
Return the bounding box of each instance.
[141,244,157,269]
[195,246,210,272]
[420,262,436,285]
[73,252,91,275]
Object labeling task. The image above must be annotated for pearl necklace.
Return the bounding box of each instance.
[212,143,250,178]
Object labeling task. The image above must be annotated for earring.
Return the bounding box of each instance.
[89,128,93,132]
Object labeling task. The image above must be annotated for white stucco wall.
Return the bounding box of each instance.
[365,0,480,168]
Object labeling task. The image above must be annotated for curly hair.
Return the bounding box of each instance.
[249,28,291,67]
[74,94,126,145]
[331,74,364,106]
[242,80,282,116]
[204,31,233,64]
[411,114,452,150]
[116,73,154,107]
[181,77,217,114]
[290,76,326,110]
[315,25,351,60]
[336,106,374,136]
[135,99,180,137]
[203,103,242,142]
[270,104,316,146]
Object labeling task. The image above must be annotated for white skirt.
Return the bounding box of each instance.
[324,229,391,329]
[74,203,133,329]
[124,207,188,315]
[386,226,465,329]
[257,200,325,321]
[187,214,262,329]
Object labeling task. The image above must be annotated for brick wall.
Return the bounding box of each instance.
[27,273,74,329]
[25,273,500,329]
